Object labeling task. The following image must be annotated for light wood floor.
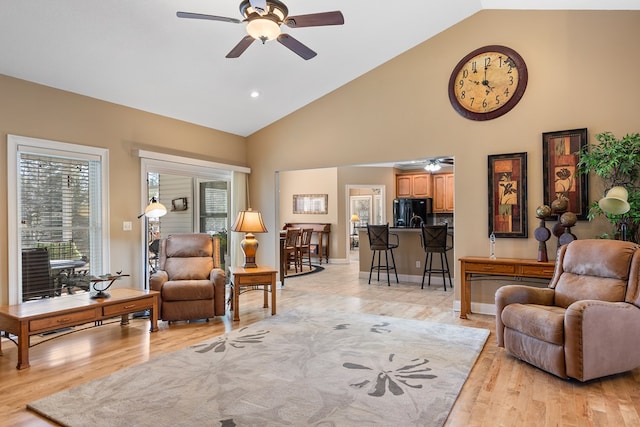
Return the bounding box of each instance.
[2,262,639,426]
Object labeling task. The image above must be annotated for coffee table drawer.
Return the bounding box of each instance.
[103,298,153,317]
[30,310,96,333]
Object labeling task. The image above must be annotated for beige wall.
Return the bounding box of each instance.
[0,75,246,304]
[2,10,638,310]
[246,10,639,309]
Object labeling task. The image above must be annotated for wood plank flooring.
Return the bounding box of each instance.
[1,262,639,426]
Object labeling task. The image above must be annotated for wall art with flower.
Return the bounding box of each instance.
[542,128,588,220]
[488,152,528,238]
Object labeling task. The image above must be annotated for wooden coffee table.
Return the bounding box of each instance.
[0,288,159,369]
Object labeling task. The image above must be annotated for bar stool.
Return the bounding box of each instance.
[367,224,399,286]
[421,223,453,291]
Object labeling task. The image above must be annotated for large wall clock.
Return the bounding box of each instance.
[448,45,528,121]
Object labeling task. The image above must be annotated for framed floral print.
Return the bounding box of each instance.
[488,152,528,238]
[542,128,588,220]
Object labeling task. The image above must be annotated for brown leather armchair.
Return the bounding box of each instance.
[496,239,640,382]
[149,233,226,322]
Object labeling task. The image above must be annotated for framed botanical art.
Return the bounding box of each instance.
[488,152,528,238]
[542,128,588,220]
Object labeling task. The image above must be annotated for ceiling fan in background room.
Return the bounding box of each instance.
[177,0,344,60]
[423,158,454,172]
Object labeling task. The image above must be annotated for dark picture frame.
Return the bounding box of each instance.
[488,152,528,238]
[542,128,588,220]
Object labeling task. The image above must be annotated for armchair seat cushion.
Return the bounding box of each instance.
[162,280,215,301]
[502,303,565,346]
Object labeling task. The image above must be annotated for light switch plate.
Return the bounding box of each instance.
[123,221,132,231]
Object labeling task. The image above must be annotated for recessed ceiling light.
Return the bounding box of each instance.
[250,91,260,98]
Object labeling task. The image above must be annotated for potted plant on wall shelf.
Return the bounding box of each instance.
[577,131,640,242]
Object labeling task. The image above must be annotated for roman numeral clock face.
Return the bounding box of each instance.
[448,45,528,121]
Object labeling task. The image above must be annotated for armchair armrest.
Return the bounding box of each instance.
[565,300,640,381]
[495,285,555,346]
[149,270,168,292]
[210,268,226,315]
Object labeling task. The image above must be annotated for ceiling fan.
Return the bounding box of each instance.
[423,158,454,172]
[177,0,344,60]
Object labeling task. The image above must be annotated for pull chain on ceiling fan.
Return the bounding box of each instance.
[177,0,344,60]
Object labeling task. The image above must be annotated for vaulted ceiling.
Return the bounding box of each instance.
[0,1,636,137]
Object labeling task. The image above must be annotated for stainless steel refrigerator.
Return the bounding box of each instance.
[393,198,433,228]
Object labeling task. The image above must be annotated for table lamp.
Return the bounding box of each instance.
[231,208,268,268]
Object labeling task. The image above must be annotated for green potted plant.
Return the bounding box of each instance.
[576,131,640,242]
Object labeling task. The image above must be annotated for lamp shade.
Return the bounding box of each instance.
[598,186,631,215]
[351,214,360,222]
[144,197,167,218]
[231,209,268,233]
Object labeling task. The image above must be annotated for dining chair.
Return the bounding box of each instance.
[297,228,314,271]
[284,228,301,274]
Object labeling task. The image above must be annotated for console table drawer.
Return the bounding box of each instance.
[30,310,96,333]
[521,265,556,277]
[466,263,516,275]
[103,298,153,317]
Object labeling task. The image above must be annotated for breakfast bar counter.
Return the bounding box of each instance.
[357,227,454,284]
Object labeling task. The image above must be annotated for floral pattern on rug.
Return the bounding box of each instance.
[28,309,489,427]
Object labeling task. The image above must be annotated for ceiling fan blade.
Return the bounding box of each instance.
[277,34,317,60]
[226,36,255,58]
[285,11,344,28]
[176,11,242,24]
[248,0,267,15]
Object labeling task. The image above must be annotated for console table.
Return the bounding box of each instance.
[0,288,159,369]
[459,257,556,319]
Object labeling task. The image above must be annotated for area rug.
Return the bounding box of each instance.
[284,263,324,278]
[28,309,489,427]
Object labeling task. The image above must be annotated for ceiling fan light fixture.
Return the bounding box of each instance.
[247,18,281,42]
[424,161,442,172]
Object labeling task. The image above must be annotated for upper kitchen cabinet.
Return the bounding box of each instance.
[396,173,432,198]
[433,173,454,213]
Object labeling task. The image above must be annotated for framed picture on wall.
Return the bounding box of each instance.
[542,128,589,220]
[488,152,528,238]
[293,194,328,214]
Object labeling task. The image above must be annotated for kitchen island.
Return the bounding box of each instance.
[357,226,454,286]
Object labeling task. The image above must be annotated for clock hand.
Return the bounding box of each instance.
[481,68,494,92]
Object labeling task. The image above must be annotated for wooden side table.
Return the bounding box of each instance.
[229,266,277,321]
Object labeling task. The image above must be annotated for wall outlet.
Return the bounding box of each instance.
[123,221,132,231]
[415,260,420,268]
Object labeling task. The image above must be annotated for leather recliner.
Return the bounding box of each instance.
[496,239,640,382]
[149,233,226,322]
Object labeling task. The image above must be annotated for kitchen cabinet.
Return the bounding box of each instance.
[396,173,432,198]
[433,173,454,213]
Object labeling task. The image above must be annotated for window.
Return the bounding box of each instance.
[8,135,109,304]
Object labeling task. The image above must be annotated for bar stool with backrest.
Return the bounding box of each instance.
[367,224,399,286]
[420,223,453,290]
